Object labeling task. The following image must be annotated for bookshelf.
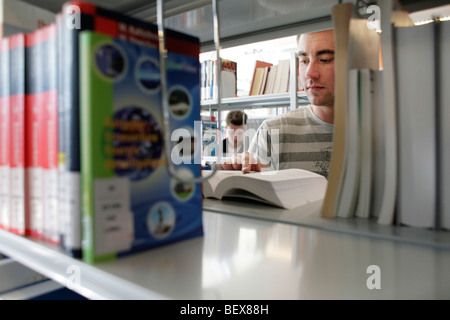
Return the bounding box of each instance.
[2,209,450,300]
[2,0,450,300]
[201,92,309,111]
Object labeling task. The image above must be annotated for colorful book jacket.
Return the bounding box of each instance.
[59,0,200,257]
[41,24,59,244]
[9,33,26,235]
[25,28,44,238]
[80,31,203,263]
[0,37,10,231]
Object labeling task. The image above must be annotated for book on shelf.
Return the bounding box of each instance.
[24,27,44,239]
[272,59,290,94]
[214,58,237,99]
[79,28,203,263]
[249,59,291,96]
[201,115,218,157]
[335,69,361,219]
[8,33,26,236]
[202,169,327,210]
[321,3,380,220]
[21,24,59,244]
[335,68,375,220]
[370,69,385,221]
[56,12,68,248]
[0,0,55,38]
[355,69,373,219]
[264,65,277,94]
[441,20,450,231]
[201,58,237,100]
[372,1,398,225]
[320,3,353,219]
[59,0,201,258]
[41,24,59,244]
[249,60,272,96]
[0,37,9,231]
[395,22,437,229]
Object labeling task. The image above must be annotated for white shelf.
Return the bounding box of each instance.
[201,92,309,110]
[0,229,167,300]
[1,209,450,299]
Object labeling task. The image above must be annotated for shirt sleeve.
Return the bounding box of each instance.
[248,121,279,171]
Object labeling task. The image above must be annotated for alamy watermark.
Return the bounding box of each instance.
[366,265,381,290]
[66,264,81,290]
[65,5,81,30]
[366,5,381,31]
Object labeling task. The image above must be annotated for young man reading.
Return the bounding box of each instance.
[221,29,335,178]
[222,110,248,156]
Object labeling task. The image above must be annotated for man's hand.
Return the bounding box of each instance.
[220,152,266,173]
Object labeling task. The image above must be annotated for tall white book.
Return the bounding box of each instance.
[355,69,373,219]
[395,23,436,228]
[336,69,360,218]
[440,20,450,230]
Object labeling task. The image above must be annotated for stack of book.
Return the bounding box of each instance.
[248,59,290,96]
[0,0,204,264]
[322,2,450,233]
[200,58,237,100]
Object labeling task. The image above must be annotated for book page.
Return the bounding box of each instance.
[202,170,245,196]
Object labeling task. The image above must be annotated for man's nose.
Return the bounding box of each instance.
[305,61,320,80]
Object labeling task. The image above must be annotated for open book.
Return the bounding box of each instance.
[202,169,327,209]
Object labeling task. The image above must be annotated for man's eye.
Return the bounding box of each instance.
[300,60,309,65]
[320,58,334,63]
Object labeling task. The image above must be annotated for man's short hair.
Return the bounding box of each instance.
[226,110,248,126]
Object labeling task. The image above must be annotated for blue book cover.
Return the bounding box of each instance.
[80,30,202,263]
[59,0,200,257]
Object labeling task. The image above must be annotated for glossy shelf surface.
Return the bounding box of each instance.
[1,209,450,299]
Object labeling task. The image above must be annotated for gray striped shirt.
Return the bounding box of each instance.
[248,105,334,177]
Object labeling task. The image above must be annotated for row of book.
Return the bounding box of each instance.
[322,3,450,232]
[200,58,237,101]
[0,0,204,263]
[248,59,291,96]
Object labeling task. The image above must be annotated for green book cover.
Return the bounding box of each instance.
[80,31,203,264]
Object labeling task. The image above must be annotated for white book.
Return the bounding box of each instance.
[275,59,290,93]
[355,69,373,218]
[370,70,386,219]
[257,66,268,95]
[0,37,9,231]
[396,23,436,228]
[202,169,327,210]
[336,69,360,218]
[440,20,450,230]
[376,1,398,225]
[265,65,277,94]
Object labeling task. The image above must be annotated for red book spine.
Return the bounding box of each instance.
[9,33,26,236]
[25,29,45,239]
[0,38,10,231]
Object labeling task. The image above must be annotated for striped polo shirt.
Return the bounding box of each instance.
[248,105,334,178]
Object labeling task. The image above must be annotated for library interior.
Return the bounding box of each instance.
[0,0,450,300]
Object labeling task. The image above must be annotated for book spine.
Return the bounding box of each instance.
[25,29,44,239]
[79,32,96,264]
[200,60,206,101]
[42,24,59,244]
[61,7,82,257]
[0,37,10,231]
[9,34,26,236]
[61,1,201,260]
[56,13,69,250]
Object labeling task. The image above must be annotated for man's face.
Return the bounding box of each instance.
[298,30,335,107]
[226,123,244,147]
